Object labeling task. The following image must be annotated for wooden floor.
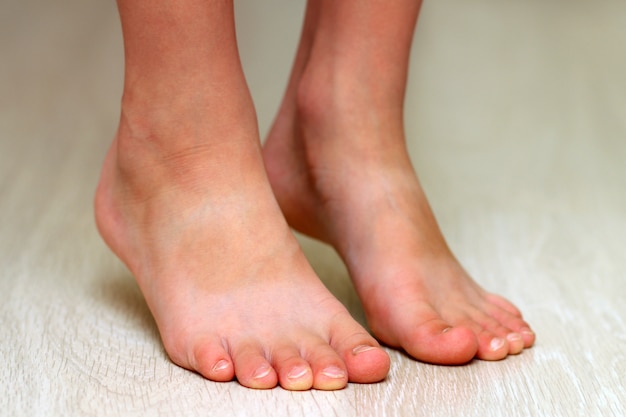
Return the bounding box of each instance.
[2,0,625,415]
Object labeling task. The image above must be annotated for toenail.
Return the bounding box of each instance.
[212,359,230,372]
[521,327,535,337]
[490,337,506,351]
[253,366,271,380]
[352,345,376,355]
[321,366,346,379]
[287,367,309,380]
[507,333,522,343]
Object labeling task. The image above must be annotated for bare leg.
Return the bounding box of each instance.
[95,0,389,390]
[264,0,535,364]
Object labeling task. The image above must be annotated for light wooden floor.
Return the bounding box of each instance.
[2,1,625,415]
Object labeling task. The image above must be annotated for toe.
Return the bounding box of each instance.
[231,342,278,389]
[190,340,235,382]
[401,318,479,365]
[342,343,390,384]
[270,344,313,391]
[485,293,523,317]
[470,314,512,360]
[316,364,348,390]
[331,325,390,384]
[506,332,524,355]
[302,339,348,390]
[483,302,535,349]
[475,331,508,360]
[519,327,536,348]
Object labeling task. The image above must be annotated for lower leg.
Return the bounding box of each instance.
[264,0,535,364]
[96,0,389,390]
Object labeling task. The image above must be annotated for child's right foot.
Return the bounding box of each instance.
[94,93,389,390]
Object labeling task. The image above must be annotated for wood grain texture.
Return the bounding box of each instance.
[1,0,624,415]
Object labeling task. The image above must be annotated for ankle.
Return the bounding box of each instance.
[294,63,353,132]
[297,62,405,139]
[118,86,258,165]
[121,79,256,138]
[294,69,408,178]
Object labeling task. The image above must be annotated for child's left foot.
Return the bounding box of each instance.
[263,69,535,365]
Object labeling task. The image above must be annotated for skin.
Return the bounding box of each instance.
[95,0,389,391]
[262,0,535,365]
[95,0,534,391]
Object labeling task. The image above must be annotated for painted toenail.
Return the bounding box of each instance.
[212,359,230,372]
[287,367,309,380]
[253,366,271,379]
[321,366,346,379]
[490,337,506,351]
[352,345,376,355]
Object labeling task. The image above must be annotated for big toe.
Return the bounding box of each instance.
[166,336,236,383]
[400,319,479,365]
[333,330,390,384]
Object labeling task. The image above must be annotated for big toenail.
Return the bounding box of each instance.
[490,337,506,351]
[287,367,308,380]
[352,345,376,355]
[212,359,230,372]
[321,366,346,379]
[253,366,271,379]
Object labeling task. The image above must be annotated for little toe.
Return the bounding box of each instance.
[232,343,278,389]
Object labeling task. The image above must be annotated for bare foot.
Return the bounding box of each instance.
[94,96,389,390]
[263,67,535,365]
